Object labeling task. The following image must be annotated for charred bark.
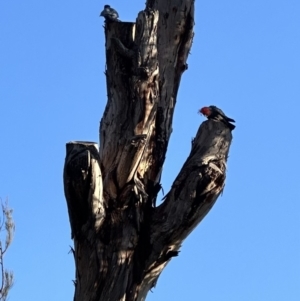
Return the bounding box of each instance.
[63,1,234,301]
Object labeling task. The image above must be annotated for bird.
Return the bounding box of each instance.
[199,105,236,130]
[100,5,120,22]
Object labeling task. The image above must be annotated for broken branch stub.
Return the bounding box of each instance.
[63,141,104,239]
[100,10,160,208]
[152,120,232,246]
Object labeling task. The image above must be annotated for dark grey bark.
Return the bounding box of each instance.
[63,1,234,300]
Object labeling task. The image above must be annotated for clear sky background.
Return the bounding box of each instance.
[1,0,300,300]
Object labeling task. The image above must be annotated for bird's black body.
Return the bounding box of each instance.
[100,5,120,22]
[206,105,235,130]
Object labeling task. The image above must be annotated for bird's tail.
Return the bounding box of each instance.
[227,122,235,130]
[226,117,235,123]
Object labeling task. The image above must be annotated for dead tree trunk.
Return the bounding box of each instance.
[63,1,234,300]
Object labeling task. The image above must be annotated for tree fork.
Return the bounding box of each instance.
[63,2,234,301]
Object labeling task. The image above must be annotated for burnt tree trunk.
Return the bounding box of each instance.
[63,1,234,301]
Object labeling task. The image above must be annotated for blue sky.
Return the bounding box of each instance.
[1,1,300,300]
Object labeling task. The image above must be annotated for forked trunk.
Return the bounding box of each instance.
[63,1,234,300]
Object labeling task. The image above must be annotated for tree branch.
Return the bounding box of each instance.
[130,120,232,296]
[0,201,14,301]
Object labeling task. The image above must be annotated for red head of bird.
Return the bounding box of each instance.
[199,106,211,117]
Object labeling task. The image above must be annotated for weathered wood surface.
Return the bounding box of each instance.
[63,1,234,301]
[63,141,104,240]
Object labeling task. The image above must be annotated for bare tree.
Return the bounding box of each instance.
[63,1,234,300]
[0,200,14,301]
